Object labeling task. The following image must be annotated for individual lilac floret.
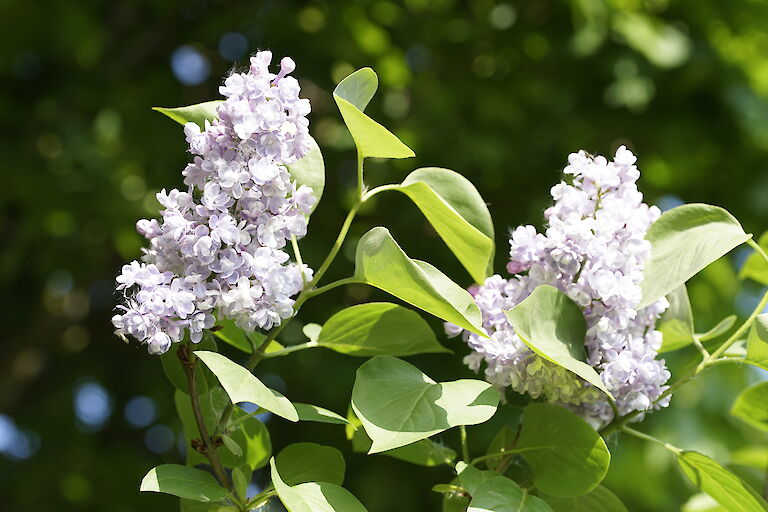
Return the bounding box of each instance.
[447,146,670,428]
[113,51,315,355]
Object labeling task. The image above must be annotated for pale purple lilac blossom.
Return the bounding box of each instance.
[447,147,670,428]
[113,52,314,355]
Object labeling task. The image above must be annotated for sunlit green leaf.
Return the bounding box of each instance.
[698,315,737,342]
[140,464,228,502]
[270,459,368,512]
[153,101,223,128]
[739,231,768,285]
[677,451,768,511]
[506,285,610,397]
[682,493,725,512]
[276,443,345,485]
[639,204,750,308]
[731,381,768,432]
[353,227,486,336]
[517,403,610,497]
[195,351,298,421]
[746,314,768,369]
[392,167,494,283]
[658,285,695,353]
[294,403,351,426]
[351,356,498,453]
[316,302,449,356]
[333,68,414,160]
[455,463,553,512]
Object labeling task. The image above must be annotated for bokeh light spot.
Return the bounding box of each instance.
[124,396,157,428]
[144,424,176,453]
[171,45,210,86]
[74,381,112,431]
[219,32,248,61]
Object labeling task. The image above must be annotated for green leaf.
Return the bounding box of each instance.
[455,464,552,512]
[639,204,751,309]
[541,485,628,512]
[505,285,611,397]
[746,314,768,369]
[516,403,610,497]
[194,351,298,422]
[730,445,768,469]
[231,465,250,504]
[468,475,553,512]
[276,443,346,485]
[140,464,228,502]
[347,407,455,466]
[353,227,486,336]
[392,168,495,283]
[270,459,368,512]
[316,302,449,356]
[221,434,242,458]
[351,355,498,453]
[658,285,696,353]
[333,68,414,160]
[294,403,351,426]
[212,319,258,353]
[698,315,738,342]
[286,136,324,213]
[682,493,726,512]
[484,425,518,469]
[739,231,768,285]
[153,101,223,129]
[677,451,768,511]
[220,408,271,470]
[303,323,322,342]
[731,381,768,432]
[160,338,218,394]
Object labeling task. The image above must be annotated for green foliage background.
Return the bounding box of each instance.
[1,0,766,510]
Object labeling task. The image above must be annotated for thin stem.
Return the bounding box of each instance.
[357,154,365,198]
[622,426,681,454]
[178,345,236,499]
[692,335,709,358]
[305,277,358,298]
[749,238,768,265]
[291,235,307,286]
[223,407,267,431]
[247,489,276,509]
[460,426,470,462]
[264,340,319,359]
[363,183,400,201]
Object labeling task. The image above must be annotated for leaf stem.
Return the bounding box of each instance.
[469,446,543,466]
[460,426,470,462]
[363,183,400,201]
[621,426,681,455]
[264,340,319,359]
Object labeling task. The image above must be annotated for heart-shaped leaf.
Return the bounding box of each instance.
[505,285,611,397]
[317,302,449,356]
[455,463,553,512]
[195,351,298,422]
[276,443,345,485]
[731,381,768,432]
[153,101,223,128]
[270,459,368,512]
[516,403,610,497]
[677,451,768,511]
[140,464,228,502]
[351,356,498,453]
[333,68,414,160]
[391,168,495,283]
[639,204,750,308]
[354,227,486,336]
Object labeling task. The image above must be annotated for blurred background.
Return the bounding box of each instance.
[1,0,767,510]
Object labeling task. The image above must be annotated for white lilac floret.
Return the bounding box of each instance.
[113,52,314,355]
[447,146,671,428]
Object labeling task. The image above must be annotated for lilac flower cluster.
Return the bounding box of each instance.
[447,146,671,427]
[113,52,315,355]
